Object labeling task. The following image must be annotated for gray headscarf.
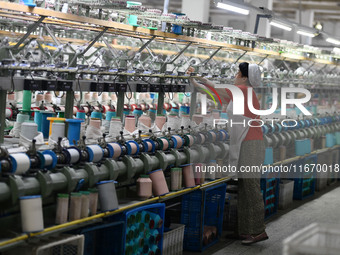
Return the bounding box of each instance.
[248,64,262,88]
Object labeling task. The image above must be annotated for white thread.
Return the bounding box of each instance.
[87,145,104,163]
[10,153,31,174]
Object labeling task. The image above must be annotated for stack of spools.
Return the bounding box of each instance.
[125,210,163,255]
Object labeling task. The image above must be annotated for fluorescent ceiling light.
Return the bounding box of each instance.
[216,2,249,15]
[297,30,316,38]
[270,21,292,31]
[326,38,340,45]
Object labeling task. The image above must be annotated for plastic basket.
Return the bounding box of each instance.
[279,180,294,210]
[111,203,165,255]
[261,171,280,219]
[291,155,317,200]
[181,183,227,251]
[34,235,84,255]
[283,223,340,255]
[78,221,125,255]
[163,224,185,255]
[223,193,238,232]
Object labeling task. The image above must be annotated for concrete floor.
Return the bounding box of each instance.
[185,183,340,255]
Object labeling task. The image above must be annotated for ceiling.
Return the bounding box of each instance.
[138,0,340,22]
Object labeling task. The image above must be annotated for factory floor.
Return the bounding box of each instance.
[184,182,340,255]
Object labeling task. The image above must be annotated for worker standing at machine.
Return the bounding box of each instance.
[188,62,268,245]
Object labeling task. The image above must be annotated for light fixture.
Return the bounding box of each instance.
[216,1,250,15]
[326,37,340,45]
[297,30,316,38]
[269,20,292,31]
[314,21,323,31]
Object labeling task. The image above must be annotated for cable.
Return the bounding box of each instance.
[9,70,15,93]
[125,79,132,100]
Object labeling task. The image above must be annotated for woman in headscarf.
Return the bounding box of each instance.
[188,62,268,245]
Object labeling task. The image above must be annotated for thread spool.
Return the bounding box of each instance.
[111,93,117,101]
[74,93,80,101]
[149,169,169,196]
[91,111,103,120]
[199,133,206,144]
[125,116,136,133]
[137,175,153,199]
[126,141,139,155]
[148,212,163,229]
[155,115,166,130]
[145,141,153,152]
[36,93,44,103]
[10,153,31,174]
[7,93,15,101]
[17,113,30,123]
[106,110,116,121]
[65,119,84,145]
[72,106,78,115]
[209,131,217,143]
[192,115,204,125]
[184,135,194,147]
[5,107,12,119]
[207,161,216,180]
[138,115,152,128]
[41,150,57,169]
[109,118,122,138]
[181,115,191,128]
[40,111,56,138]
[92,92,98,101]
[194,163,202,185]
[171,168,182,191]
[80,191,90,218]
[44,92,53,103]
[22,90,32,112]
[102,93,109,102]
[195,163,206,184]
[88,188,98,216]
[51,122,65,141]
[171,135,184,149]
[21,122,38,140]
[67,148,81,165]
[55,193,69,224]
[167,115,179,130]
[20,195,44,233]
[69,192,82,221]
[181,164,195,188]
[33,110,43,132]
[85,93,91,101]
[97,180,119,212]
[76,110,86,120]
[107,143,123,159]
[159,138,169,151]
[86,145,104,163]
[47,117,65,137]
[89,118,101,129]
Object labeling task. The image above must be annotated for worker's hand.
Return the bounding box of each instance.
[186,66,195,75]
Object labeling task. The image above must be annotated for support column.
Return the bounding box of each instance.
[295,10,314,45]
[247,0,273,37]
[181,0,210,23]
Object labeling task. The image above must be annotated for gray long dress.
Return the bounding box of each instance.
[237,139,266,235]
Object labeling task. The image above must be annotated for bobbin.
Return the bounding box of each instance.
[107,143,123,159]
[42,150,58,170]
[65,147,82,165]
[171,135,184,149]
[86,145,104,163]
[142,139,156,153]
[9,153,31,175]
[126,141,140,156]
